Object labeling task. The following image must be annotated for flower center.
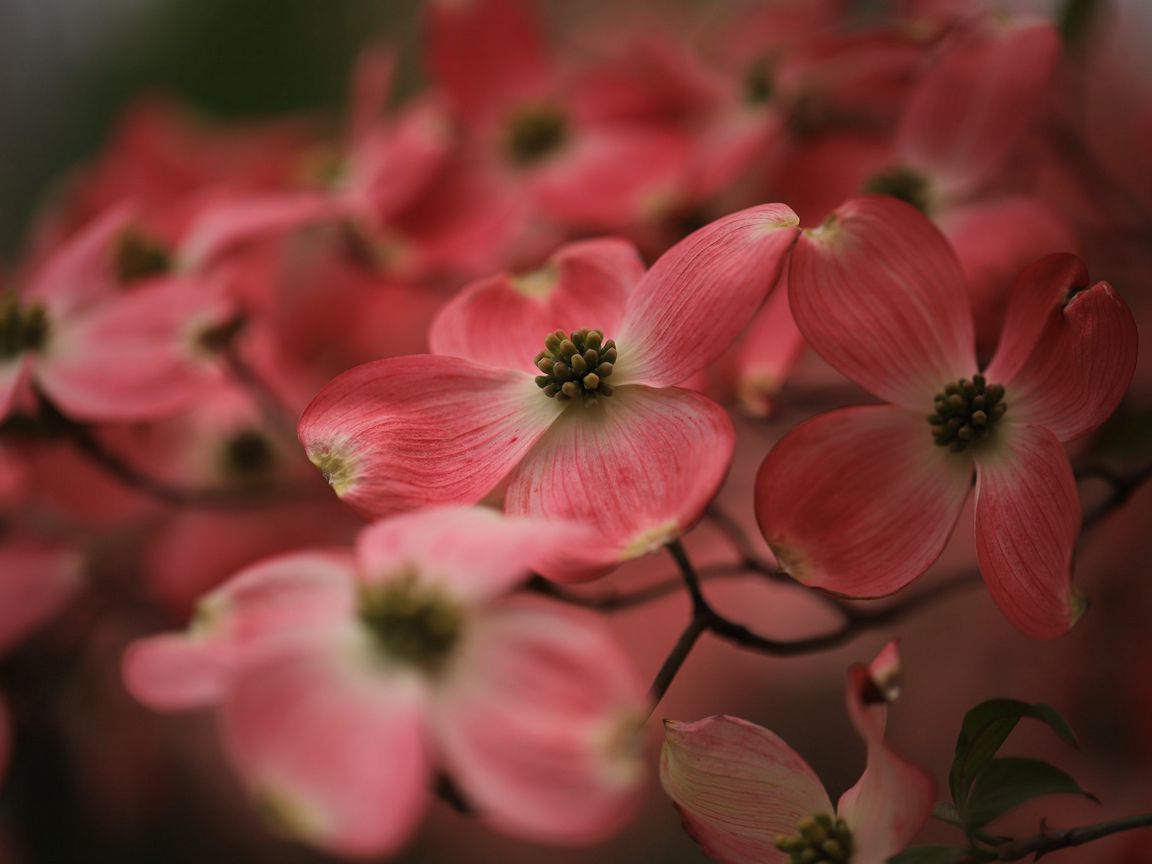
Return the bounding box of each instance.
[505,105,568,166]
[0,295,49,358]
[534,328,616,405]
[865,166,932,213]
[776,813,854,864]
[928,374,1007,452]
[358,571,463,673]
[221,429,276,482]
[115,229,173,284]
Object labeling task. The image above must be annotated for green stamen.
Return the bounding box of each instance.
[115,229,173,284]
[0,295,50,358]
[358,572,463,674]
[865,166,933,213]
[534,328,616,406]
[775,813,854,864]
[505,106,568,166]
[928,374,1007,452]
[221,429,276,481]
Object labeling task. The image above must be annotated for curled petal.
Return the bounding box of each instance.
[222,647,430,858]
[661,715,832,864]
[429,238,641,373]
[838,644,935,864]
[755,405,971,596]
[974,423,1082,639]
[789,196,976,409]
[988,261,1138,443]
[36,275,233,422]
[299,356,561,518]
[615,204,799,388]
[0,540,83,656]
[435,596,647,844]
[504,385,734,581]
[356,506,597,604]
[426,0,551,124]
[898,19,1059,194]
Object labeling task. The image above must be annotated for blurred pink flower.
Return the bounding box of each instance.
[755,196,1138,638]
[124,506,648,859]
[661,641,933,864]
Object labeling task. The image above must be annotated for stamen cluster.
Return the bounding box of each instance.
[928,373,1006,452]
[358,573,463,673]
[775,813,853,864]
[506,106,569,165]
[0,296,49,358]
[535,328,616,405]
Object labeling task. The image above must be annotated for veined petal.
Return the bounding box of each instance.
[221,646,430,858]
[429,238,641,373]
[356,506,597,604]
[661,715,833,864]
[837,644,934,864]
[425,0,551,125]
[898,19,1059,195]
[434,596,646,844]
[299,356,562,518]
[988,260,1138,443]
[615,204,799,388]
[789,196,977,409]
[0,540,84,655]
[755,405,971,596]
[974,423,1082,639]
[504,385,734,581]
[36,275,233,422]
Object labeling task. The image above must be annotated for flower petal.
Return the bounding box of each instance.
[987,258,1138,443]
[356,506,597,604]
[299,356,562,518]
[0,540,83,655]
[122,633,230,711]
[661,715,833,864]
[425,0,551,124]
[434,596,646,844]
[504,385,734,581]
[36,275,233,422]
[755,405,972,596]
[897,18,1059,195]
[789,196,977,409]
[615,204,799,388]
[735,266,806,418]
[429,237,642,373]
[837,644,935,864]
[221,646,430,858]
[26,205,133,315]
[974,423,1082,639]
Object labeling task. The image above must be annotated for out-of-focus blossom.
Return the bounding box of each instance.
[755,196,1137,638]
[299,205,798,579]
[123,507,647,858]
[660,642,933,864]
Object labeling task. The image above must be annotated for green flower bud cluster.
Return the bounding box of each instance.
[775,813,854,864]
[0,295,49,359]
[534,328,616,405]
[928,374,1007,452]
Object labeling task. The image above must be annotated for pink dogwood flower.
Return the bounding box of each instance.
[660,641,933,864]
[123,506,648,858]
[755,196,1138,639]
[298,204,799,579]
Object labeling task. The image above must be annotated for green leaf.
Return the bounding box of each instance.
[948,699,1079,808]
[963,757,1098,830]
[932,801,963,828]
[887,845,981,864]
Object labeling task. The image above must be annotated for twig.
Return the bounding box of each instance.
[991,813,1152,861]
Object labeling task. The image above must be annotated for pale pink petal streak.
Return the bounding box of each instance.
[661,715,833,864]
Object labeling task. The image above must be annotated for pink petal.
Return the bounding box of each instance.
[661,715,833,864]
[897,18,1059,194]
[298,356,561,518]
[504,385,734,581]
[122,633,230,711]
[0,358,30,425]
[425,0,551,124]
[26,205,134,316]
[36,275,233,422]
[347,44,396,143]
[356,506,597,604]
[974,423,1083,639]
[987,259,1138,443]
[755,405,972,596]
[615,204,800,388]
[429,237,642,373]
[735,266,806,417]
[434,596,647,844]
[0,540,83,656]
[222,646,430,858]
[837,645,935,863]
[789,196,977,409]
